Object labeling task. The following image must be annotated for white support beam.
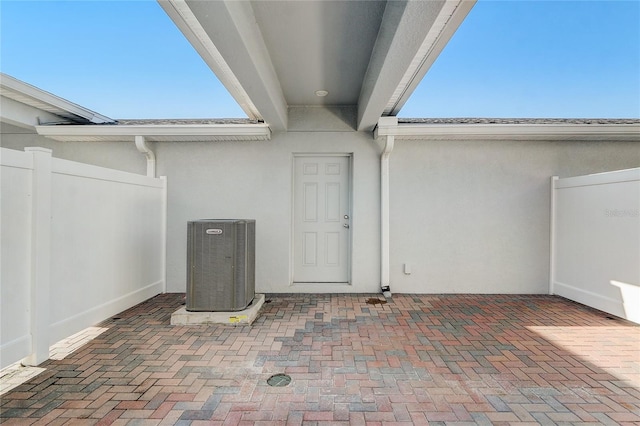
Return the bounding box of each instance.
[158,0,261,121]
[358,1,475,132]
[384,1,475,116]
[159,0,288,131]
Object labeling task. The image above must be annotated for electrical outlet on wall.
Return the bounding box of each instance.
[404,263,411,275]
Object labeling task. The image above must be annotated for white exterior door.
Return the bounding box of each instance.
[293,155,351,283]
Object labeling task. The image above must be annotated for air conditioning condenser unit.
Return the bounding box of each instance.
[186,219,255,312]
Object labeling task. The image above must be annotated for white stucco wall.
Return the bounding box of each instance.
[389,139,640,294]
[156,130,382,293]
[156,133,639,295]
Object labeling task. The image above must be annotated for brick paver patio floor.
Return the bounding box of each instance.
[1,293,639,425]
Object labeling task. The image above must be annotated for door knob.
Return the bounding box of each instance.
[343,224,350,229]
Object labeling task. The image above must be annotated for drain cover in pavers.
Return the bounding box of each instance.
[267,373,291,387]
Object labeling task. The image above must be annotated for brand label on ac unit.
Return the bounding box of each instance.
[206,228,223,235]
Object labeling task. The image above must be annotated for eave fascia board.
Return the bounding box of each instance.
[36,123,271,140]
[0,73,115,124]
[375,123,640,141]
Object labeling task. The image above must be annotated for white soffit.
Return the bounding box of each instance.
[250,0,387,107]
[159,0,475,133]
[1,94,61,129]
[36,124,272,142]
[374,123,640,141]
[0,73,115,125]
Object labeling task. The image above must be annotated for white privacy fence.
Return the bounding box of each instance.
[550,168,639,324]
[1,147,167,368]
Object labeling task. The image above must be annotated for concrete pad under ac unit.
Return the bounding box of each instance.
[171,294,265,326]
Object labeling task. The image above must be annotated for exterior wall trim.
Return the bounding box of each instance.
[375,123,640,141]
[36,123,272,142]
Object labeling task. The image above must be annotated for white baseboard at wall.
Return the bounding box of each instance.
[49,280,164,345]
[553,280,628,320]
[0,335,31,370]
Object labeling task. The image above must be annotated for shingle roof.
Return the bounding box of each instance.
[398,118,640,124]
[398,118,640,125]
[116,118,260,126]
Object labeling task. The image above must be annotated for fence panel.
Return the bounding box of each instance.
[0,147,166,368]
[49,158,166,344]
[0,148,34,367]
[551,168,639,323]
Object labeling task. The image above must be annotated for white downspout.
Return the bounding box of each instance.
[135,135,156,178]
[378,117,397,298]
[381,135,394,297]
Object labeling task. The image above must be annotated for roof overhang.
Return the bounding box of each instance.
[36,123,271,142]
[158,0,286,131]
[0,73,115,127]
[158,0,476,132]
[375,120,640,142]
[357,1,475,131]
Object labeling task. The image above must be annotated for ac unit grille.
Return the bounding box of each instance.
[187,220,255,312]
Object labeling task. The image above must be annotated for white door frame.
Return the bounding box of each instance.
[290,153,353,288]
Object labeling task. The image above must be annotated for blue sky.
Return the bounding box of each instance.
[0,0,245,118]
[401,0,640,118]
[1,0,639,119]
